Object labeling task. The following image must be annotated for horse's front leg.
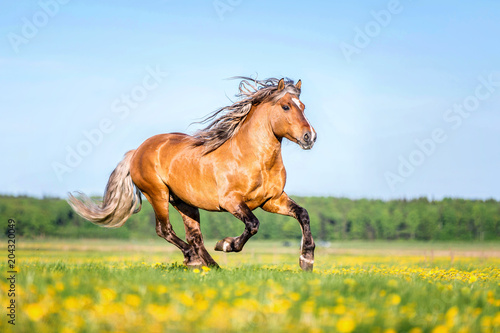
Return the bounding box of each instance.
[262,193,315,271]
[214,196,260,253]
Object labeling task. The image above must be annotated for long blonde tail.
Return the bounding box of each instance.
[67,150,142,228]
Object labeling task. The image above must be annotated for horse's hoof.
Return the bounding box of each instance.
[299,255,314,271]
[185,261,204,269]
[214,240,224,251]
[214,239,233,252]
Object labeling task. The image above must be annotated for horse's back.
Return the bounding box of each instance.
[130,133,221,210]
[131,132,193,170]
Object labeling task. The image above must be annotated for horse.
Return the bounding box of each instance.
[68,77,317,271]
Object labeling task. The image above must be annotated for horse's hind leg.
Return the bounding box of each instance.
[171,198,219,268]
[143,191,202,267]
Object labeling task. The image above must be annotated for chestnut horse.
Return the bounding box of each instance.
[69,77,317,270]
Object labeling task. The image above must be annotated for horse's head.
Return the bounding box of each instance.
[269,79,317,150]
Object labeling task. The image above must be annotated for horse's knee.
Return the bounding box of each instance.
[186,232,203,246]
[155,221,173,239]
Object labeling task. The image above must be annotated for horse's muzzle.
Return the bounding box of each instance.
[298,131,317,150]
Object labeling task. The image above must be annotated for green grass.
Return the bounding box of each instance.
[1,240,500,333]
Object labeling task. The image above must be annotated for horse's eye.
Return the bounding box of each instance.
[282,105,290,111]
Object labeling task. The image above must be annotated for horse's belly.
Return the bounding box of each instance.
[167,158,221,211]
[170,183,221,212]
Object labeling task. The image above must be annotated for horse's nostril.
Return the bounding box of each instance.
[304,133,310,142]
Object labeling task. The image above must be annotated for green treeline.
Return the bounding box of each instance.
[1,195,499,241]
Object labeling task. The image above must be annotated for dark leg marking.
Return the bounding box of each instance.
[289,202,315,271]
[171,198,219,268]
[214,203,260,253]
[144,192,202,267]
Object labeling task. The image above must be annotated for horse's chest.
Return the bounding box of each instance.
[244,166,285,208]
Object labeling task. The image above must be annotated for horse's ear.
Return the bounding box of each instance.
[295,79,302,90]
[277,78,285,91]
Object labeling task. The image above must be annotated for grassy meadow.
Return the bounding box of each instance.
[2,239,500,333]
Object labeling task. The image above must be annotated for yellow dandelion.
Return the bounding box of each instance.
[99,288,117,303]
[445,306,458,326]
[493,312,500,327]
[389,294,401,305]
[468,275,478,283]
[337,316,356,333]
[64,297,80,310]
[234,298,260,311]
[289,292,301,301]
[125,294,141,307]
[25,303,45,321]
[157,285,168,294]
[473,307,482,316]
[147,304,169,322]
[481,316,492,328]
[431,325,449,333]
[61,328,76,333]
[179,292,194,307]
[195,298,209,311]
[270,299,291,314]
[55,282,65,291]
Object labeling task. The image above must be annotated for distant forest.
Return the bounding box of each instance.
[1,195,499,241]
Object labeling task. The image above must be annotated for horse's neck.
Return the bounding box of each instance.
[232,105,282,164]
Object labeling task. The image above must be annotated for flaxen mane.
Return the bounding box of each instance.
[193,77,301,154]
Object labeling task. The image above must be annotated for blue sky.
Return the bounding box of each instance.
[1,0,499,200]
